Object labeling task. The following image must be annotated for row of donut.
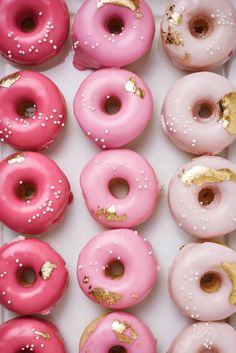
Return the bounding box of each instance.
[1,0,236,72]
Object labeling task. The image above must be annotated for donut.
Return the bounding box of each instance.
[77,229,159,309]
[0,151,72,234]
[169,242,236,321]
[167,322,236,353]
[72,0,155,70]
[79,312,156,353]
[161,72,236,155]
[80,149,159,228]
[0,317,66,352]
[168,155,236,238]
[0,0,69,65]
[0,71,66,150]
[160,0,236,71]
[73,68,153,149]
[0,237,68,315]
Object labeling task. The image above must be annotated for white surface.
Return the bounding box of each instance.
[0,1,236,352]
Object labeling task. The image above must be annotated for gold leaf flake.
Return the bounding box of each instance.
[97,0,142,19]
[168,12,182,25]
[40,261,57,280]
[91,288,122,305]
[183,51,191,63]
[0,73,20,88]
[125,77,145,99]
[218,92,236,134]
[221,262,236,305]
[112,320,138,344]
[161,26,184,46]
[96,205,127,222]
[34,331,51,341]
[83,276,89,284]
[8,153,25,165]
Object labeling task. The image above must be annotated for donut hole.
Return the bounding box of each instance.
[193,101,215,123]
[109,346,127,353]
[16,181,37,201]
[17,100,37,119]
[200,272,222,293]
[16,9,38,33]
[201,350,218,353]
[198,186,220,208]
[106,17,124,35]
[189,15,213,39]
[17,348,32,353]
[104,96,121,115]
[16,267,36,288]
[109,179,129,199]
[105,260,125,280]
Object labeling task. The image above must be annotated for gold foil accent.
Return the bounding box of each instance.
[112,320,138,344]
[125,77,145,99]
[183,51,191,63]
[161,26,184,46]
[221,262,236,305]
[40,261,57,280]
[79,314,107,351]
[97,0,142,18]
[83,276,89,284]
[167,4,182,25]
[34,331,51,341]
[0,73,20,88]
[7,153,25,165]
[96,205,127,222]
[91,288,122,305]
[218,92,236,134]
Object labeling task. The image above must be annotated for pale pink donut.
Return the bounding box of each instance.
[73,68,153,149]
[161,0,236,71]
[168,322,236,353]
[0,237,68,315]
[169,242,236,321]
[168,155,236,238]
[0,151,72,235]
[0,0,69,65]
[161,72,236,155]
[79,312,157,353]
[0,317,66,352]
[72,0,155,70]
[80,149,159,228]
[77,229,159,309]
[0,71,66,150]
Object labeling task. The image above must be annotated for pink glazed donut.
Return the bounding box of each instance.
[0,0,69,65]
[0,317,66,353]
[77,229,158,309]
[167,322,236,353]
[0,71,66,150]
[169,242,236,321]
[168,155,236,238]
[80,149,159,228]
[161,72,236,155]
[0,237,68,315]
[0,151,72,234]
[161,0,236,71]
[72,0,155,70]
[73,68,153,149]
[79,312,157,353]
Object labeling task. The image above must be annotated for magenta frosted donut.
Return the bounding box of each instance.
[161,72,236,155]
[0,151,72,234]
[77,229,158,309]
[161,0,236,71]
[79,312,156,353]
[0,71,66,150]
[169,242,236,321]
[0,237,68,315]
[80,149,159,228]
[72,0,155,70]
[0,0,69,65]
[168,155,236,238]
[168,322,236,353]
[0,317,66,352]
[73,68,153,149]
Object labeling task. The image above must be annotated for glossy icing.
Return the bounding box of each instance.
[0,151,72,234]
[0,71,66,150]
[73,68,153,149]
[0,0,69,65]
[72,0,155,70]
[80,149,159,228]
[161,0,236,71]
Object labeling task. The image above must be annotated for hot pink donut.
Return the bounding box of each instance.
[161,72,236,155]
[0,151,72,235]
[0,71,66,150]
[169,242,236,321]
[161,0,236,71]
[72,0,155,70]
[0,0,69,65]
[77,229,158,309]
[0,237,68,315]
[0,317,66,352]
[168,155,236,238]
[79,312,157,353]
[73,68,153,149]
[168,322,236,353]
[80,149,159,228]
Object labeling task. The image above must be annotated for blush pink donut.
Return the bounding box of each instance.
[73,68,153,149]
[0,71,66,150]
[79,312,157,353]
[77,229,159,309]
[167,322,236,353]
[72,0,155,70]
[0,0,69,65]
[168,155,236,238]
[80,149,159,228]
[169,242,236,321]
[0,237,68,315]
[0,317,66,353]
[0,151,72,235]
[161,0,236,71]
[161,72,236,155]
